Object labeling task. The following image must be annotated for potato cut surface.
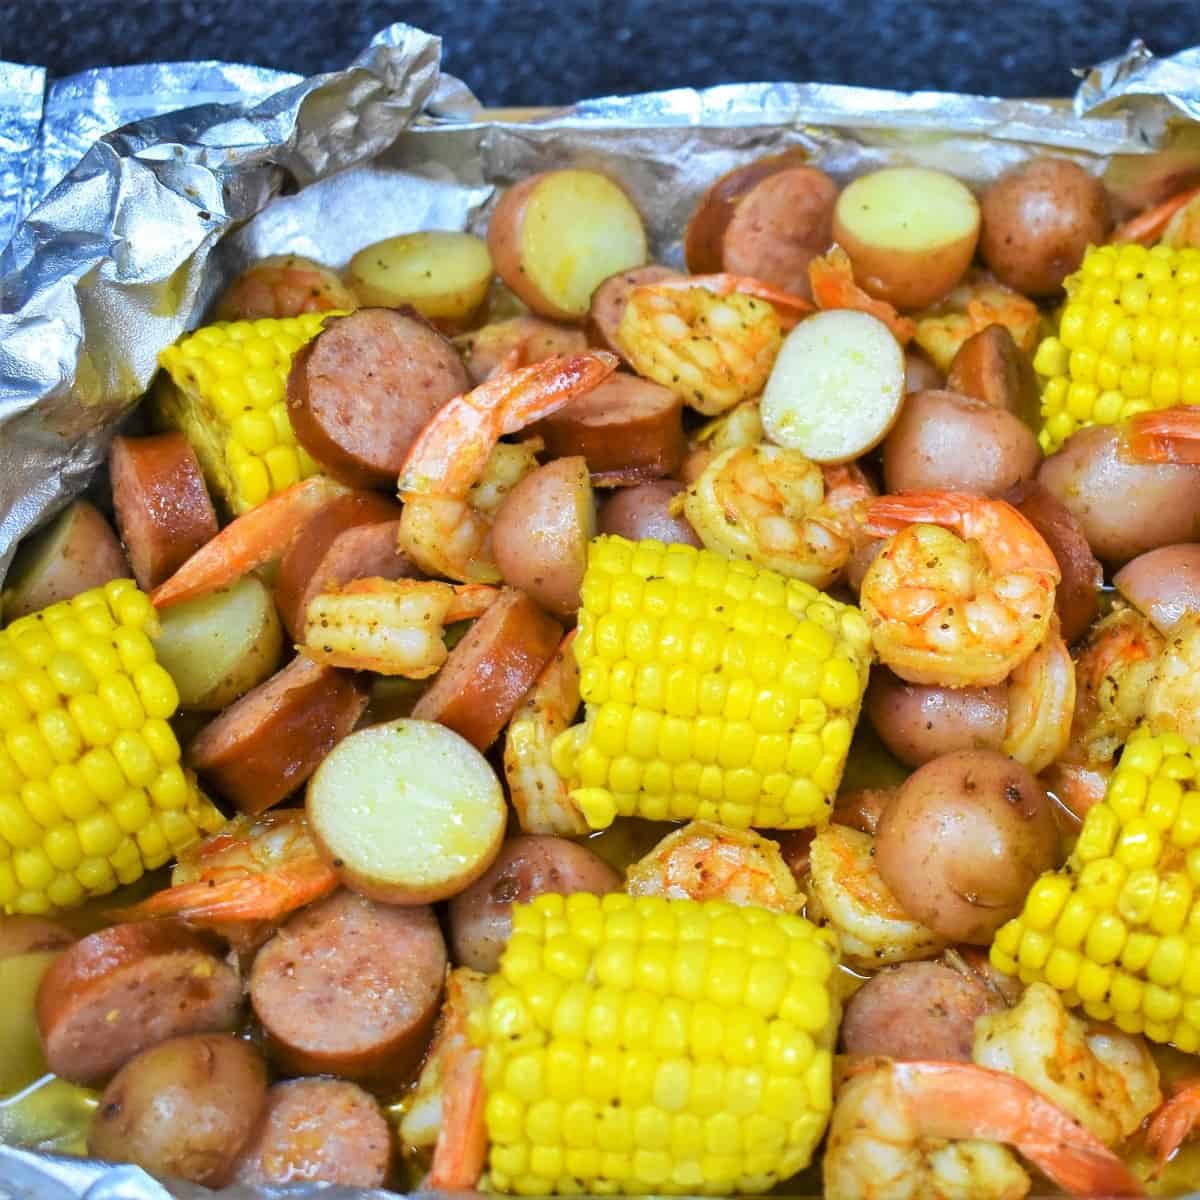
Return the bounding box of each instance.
[836,167,978,251]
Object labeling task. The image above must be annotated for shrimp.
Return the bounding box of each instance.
[681,397,765,482]
[503,631,588,837]
[396,352,616,582]
[1002,617,1076,774]
[624,820,803,913]
[151,475,347,608]
[215,254,356,321]
[682,444,873,588]
[1066,605,1164,766]
[860,491,1061,687]
[911,270,1040,371]
[617,279,791,416]
[399,967,489,1191]
[115,810,337,947]
[1144,613,1200,743]
[973,982,1161,1148]
[823,1058,1145,1200]
[1042,760,1111,828]
[1111,187,1200,247]
[806,824,945,971]
[1145,1077,1200,1177]
[1125,405,1200,465]
[808,246,915,345]
[301,577,497,677]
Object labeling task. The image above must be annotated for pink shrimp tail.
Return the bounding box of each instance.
[445,584,500,622]
[1146,1079,1200,1177]
[1127,405,1200,465]
[1112,186,1200,246]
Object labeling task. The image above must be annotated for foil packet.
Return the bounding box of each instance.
[3,20,1200,1200]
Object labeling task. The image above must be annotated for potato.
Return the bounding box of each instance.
[598,480,702,547]
[761,309,904,462]
[980,158,1111,297]
[488,170,647,320]
[1114,544,1200,636]
[904,352,943,394]
[832,167,980,310]
[307,718,506,904]
[882,388,1040,497]
[493,456,596,618]
[349,232,493,322]
[151,574,283,711]
[875,749,1059,944]
[0,951,61,1094]
[946,323,1039,423]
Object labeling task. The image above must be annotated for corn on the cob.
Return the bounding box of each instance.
[477,892,840,1196]
[992,723,1200,1051]
[1034,242,1200,453]
[551,536,871,831]
[157,311,340,513]
[0,581,223,915]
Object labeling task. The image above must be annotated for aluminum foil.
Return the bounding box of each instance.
[4,23,1200,1200]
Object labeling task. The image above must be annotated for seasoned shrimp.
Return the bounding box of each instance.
[1042,760,1111,827]
[1145,614,1200,743]
[1145,1077,1200,1177]
[1003,617,1076,774]
[806,823,945,971]
[681,398,765,481]
[973,982,1161,1148]
[911,270,1040,372]
[503,632,588,836]
[808,246,915,345]
[396,351,617,581]
[1126,405,1200,465]
[215,254,356,321]
[1111,187,1200,247]
[624,820,803,913]
[682,445,873,588]
[861,491,1061,687]
[823,1058,1145,1200]
[302,577,497,677]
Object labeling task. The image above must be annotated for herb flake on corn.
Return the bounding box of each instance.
[992,723,1200,1051]
[1034,242,1200,453]
[478,892,840,1196]
[0,581,223,915]
[552,535,872,831]
[157,311,342,513]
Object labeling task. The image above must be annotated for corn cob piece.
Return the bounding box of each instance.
[0,581,223,915]
[551,536,872,831]
[1034,242,1200,454]
[156,311,341,513]
[477,892,840,1195]
[993,723,1200,1051]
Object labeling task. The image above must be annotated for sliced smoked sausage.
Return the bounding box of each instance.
[250,889,445,1082]
[187,656,368,815]
[36,923,241,1085]
[286,307,468,488]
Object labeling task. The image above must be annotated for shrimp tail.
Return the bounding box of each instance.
[1112,186,1200,246]
[656,273,816,329]
[1126,405,1200,464]
[809,247,916,344]
[1145,1080,1200,1177]
[445,583,501,622]
[864,489,981,536]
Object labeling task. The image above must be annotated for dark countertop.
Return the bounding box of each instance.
[7,0,1199,105]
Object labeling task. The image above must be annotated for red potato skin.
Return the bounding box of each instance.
[110,434,218,591]
[464,317,588,385]
[598,481,702,547]
[274,490,411,640]
[187,656,369,815]
[587,265,682,361]
[1038,423,1200,564]
[1003,479,1102,644]
[36,923,242,1086]
[412,587,563,749]
[286,308,469,488]
[1115,544,1200,635]
[233,1078,392,1188]
[904,352,944,394]
[0,915,74,957]
[535,372,685,480]
[250,890,446,1082]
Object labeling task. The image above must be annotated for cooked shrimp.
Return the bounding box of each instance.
[503,632,588,836]
[396,351,617,581]
[823,1058,1145,1200]
[400,967,489,1191]
[808,246,915,345]
[1145,1077,1200,1177]
[973,982,1161,1148]
[682,445,872,588]
[1042,760,1111,827]
[681,398,765,481]
[624,820,803,913]
[1067,605,1164,765]
[617,280,786,415]
[1126,405,1200,464]
[806,823,945,971]
[1111,187,1200,247]
[115,810,337,944]
[861,491,1061,687]
[911,270,1040,371]
[302,577,497,677]
[151,475,347,608]
[1145,613,1200,743]
[215,255,356,321]
[1003,617,1076,774]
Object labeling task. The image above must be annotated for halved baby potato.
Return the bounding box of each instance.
[307,718,506,904]
[348,232,493,322]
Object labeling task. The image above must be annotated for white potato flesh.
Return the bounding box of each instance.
[837,167,979,252]
[761,310,904,463]
[349,232,493,320]
[307,718,506,904]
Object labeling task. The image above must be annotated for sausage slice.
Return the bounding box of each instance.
[36,922,241,1085]
[250,890,446,1081]
[286,307,469,488]
[188,656,368,815]
[412,587,562,750]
